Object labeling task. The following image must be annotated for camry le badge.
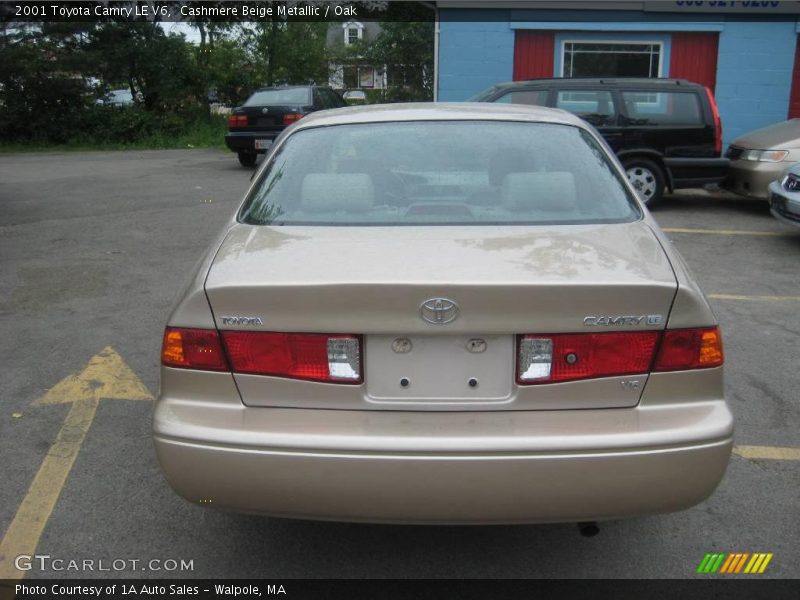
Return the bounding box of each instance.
[583,315,663,326]
[420,298,459,325]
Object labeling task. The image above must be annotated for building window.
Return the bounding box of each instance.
[344,23,363,46]
[359,66,374,88]
[563,42,662,78]
[343,66,374,89]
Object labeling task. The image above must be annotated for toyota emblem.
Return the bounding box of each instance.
[420,298,459,325]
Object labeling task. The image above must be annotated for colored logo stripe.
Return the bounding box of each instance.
[697,553,773,574]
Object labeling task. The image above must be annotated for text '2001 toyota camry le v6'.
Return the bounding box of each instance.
[154,104,733,525]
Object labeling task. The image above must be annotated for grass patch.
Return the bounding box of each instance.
[0,116,229,153]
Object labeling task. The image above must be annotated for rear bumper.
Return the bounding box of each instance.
[153,386,733,524]
[224,131,280,154]
[663,157,729,189]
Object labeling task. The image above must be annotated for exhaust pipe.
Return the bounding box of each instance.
[578,522,600,537]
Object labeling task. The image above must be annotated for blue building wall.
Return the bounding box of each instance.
[438,9,799,147]
[438,12,515,101]
[715,20,796,146]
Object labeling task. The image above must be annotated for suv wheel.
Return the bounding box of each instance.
[623,158,665,207]
[238,151,257,168]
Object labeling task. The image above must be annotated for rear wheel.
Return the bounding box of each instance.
[238,151,257,168]
[623,158,665,207]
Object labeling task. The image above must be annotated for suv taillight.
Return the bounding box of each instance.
[517,327,723,385]
[228,114,248,128]
[704,87,722,155]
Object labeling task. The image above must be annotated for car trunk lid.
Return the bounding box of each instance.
[205,222,678,410]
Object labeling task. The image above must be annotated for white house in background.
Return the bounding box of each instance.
[327,21,388,91]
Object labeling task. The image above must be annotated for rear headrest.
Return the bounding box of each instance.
[301,174,375,212]
[489,149,538,187]
[501,172,577,213]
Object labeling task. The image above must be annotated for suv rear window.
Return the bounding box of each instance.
[245,88,311,106]
[621,91,702,126]
[240,121,640,226]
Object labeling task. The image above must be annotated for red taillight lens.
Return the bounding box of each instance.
[704,87,722,155]
[654,326,724,371]
[517,332,660,384]
[282,113,304,126]
[221,332,362,384]
[227,114,248,128]
[161,327,229,371]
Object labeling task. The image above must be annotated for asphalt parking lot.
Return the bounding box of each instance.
[0,149,798,579]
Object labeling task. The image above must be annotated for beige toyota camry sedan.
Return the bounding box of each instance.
[154,103,733,525]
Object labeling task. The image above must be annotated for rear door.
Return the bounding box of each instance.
[618,88,711,157]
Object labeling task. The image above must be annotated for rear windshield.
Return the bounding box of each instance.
[240,121,640,226]
[621,91,703,126]
[245,88,311,106]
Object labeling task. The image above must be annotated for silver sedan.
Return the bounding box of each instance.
[769,162,800,227]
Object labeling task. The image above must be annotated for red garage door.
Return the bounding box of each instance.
[669,32,719,91]
[513,31,555,80]
[788,36,800,118]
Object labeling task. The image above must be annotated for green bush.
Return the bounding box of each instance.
[0,104,228,152]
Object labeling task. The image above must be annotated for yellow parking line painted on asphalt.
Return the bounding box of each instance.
[0,347,152,579]
[708,293,800,302]
[0,399,98,579]
[662,227,790,237]
[733,445,800,461]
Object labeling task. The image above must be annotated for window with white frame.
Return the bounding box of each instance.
[562,42,662,78]
[344,22,364,46]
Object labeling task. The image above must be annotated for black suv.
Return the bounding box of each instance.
[472,78,728,205]
[225,85,347,167]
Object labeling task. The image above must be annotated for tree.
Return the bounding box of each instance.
[86,22,201,111]
[0,23,96,142]
[241,21,329,88]
[366,22,434,101]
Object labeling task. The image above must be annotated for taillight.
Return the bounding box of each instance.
[282,113,304,126]
[161,327,229,371]
[517,332,660,384]
[517,327,723,384]
[654,327,724,371]
[228,114,248,128]
[221,332,362,384]
[704,87,722,155]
